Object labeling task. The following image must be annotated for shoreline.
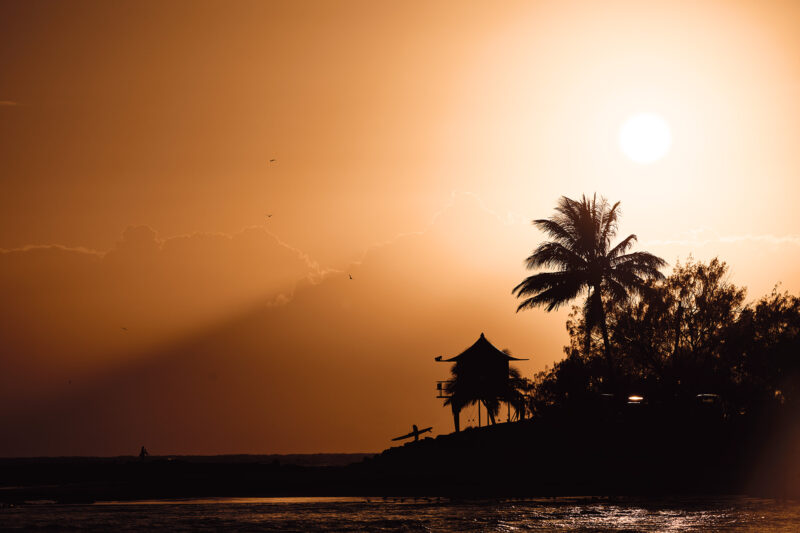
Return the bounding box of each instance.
[2,410,797,504]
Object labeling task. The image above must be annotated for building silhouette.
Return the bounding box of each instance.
[436,333,527,431]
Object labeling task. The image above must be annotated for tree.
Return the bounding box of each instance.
[605,258,746,397]
[506,368,535,421]
[443,360,526,430]
[513,194,666,385]
[724,286,800,410]
[443,362,499,431]
[529,257,800,418]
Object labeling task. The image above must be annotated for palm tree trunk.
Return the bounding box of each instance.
[486,402,496,425]
[597,298,616,389]
[600,314,613,369]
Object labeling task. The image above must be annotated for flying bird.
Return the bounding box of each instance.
[269,159,276,163]
[266,214,273,218]
[349,274,353,280]
[121,327,128,331]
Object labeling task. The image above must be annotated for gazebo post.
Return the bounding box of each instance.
[478,402,481,427]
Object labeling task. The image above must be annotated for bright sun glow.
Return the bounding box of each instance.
[619,113,672,164]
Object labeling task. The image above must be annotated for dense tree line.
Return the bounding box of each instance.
[516,195,800,420]
[526,256,800,418]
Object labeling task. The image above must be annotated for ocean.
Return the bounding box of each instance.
[3,496,800,531]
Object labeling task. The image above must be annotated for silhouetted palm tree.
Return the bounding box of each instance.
[513,194,666,384]
[444,360,522,429]
[505,367,533,421]
[443,364,498,430]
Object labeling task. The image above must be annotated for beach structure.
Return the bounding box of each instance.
[435,333,527,432]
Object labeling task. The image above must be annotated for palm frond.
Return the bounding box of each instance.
[611,251,667,278]
[605,267,656,299]
[512,270,587,297]
[532,218,579,249]
[604,276,630,304]
[525,241,587,270]
[515,278,587,312]
[599,199,620,251]
[607,234,637,259]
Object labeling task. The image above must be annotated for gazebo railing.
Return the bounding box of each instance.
[436,380,452,399]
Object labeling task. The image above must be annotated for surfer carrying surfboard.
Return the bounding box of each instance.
[391,424,432,442]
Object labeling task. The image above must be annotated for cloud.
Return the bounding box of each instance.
[0,243,102,255]
[640,226,800,300]
[643,227,800,248]
[716,234,800,246]
[343,190,529,271]
[1,224,322,310]
[0,225,324,425]
[0,100,20,106]
[0,194,566,456]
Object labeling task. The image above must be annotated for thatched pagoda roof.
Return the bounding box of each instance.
[435,333,528,362]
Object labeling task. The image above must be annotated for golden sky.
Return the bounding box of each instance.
[2,0,800,455]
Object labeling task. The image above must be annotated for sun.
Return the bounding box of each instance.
[619,113,672,164]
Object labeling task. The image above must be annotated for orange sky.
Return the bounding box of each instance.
[2,0,800,455]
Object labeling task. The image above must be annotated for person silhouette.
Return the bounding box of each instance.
[390,424,431,442]
[139,446,149,460]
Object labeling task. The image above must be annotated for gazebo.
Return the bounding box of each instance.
[435,333,527,432]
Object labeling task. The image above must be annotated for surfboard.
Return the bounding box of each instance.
[391,426,432,441]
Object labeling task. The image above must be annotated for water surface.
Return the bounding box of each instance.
[3,495,800,531]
